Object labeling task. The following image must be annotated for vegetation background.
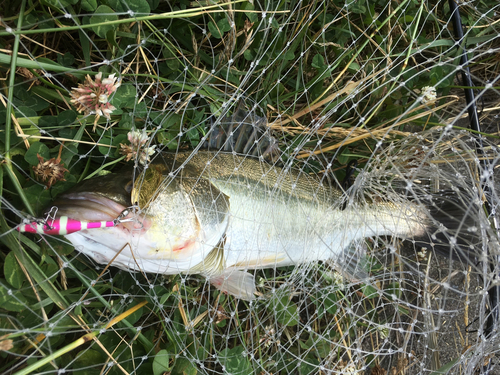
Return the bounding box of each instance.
[1,0,500,374]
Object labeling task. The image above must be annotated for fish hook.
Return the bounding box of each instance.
[113,206,145,229]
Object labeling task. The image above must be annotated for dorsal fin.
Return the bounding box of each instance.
[202,101,281,164]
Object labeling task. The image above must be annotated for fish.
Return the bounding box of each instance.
[40,150,442,300]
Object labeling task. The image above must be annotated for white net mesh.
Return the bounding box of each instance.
[1,0,500,374]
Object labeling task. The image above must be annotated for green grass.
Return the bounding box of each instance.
[1,0,499,374]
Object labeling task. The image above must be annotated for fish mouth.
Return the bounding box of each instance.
[53,192,129,222]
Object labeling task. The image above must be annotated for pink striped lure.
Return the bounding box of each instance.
[17,216,116,235]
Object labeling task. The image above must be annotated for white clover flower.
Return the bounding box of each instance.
[377,324,389,340]
[70,73,121,126]
[421,86,437,103]
[120,129,157,165]
[321,269,346,290]
[417,247,428,261]
[259,325,278,348]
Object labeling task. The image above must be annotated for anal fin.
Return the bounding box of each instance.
[209,270,256,301]
[334,241,370,283]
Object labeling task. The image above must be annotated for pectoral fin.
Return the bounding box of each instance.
[188,237,226,276]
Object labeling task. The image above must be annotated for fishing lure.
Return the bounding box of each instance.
[17,216,117,235]
[17,208,136,235]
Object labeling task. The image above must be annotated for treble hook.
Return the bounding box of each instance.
[113,206,144,229]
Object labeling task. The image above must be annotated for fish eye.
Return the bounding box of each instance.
[125,181,134,194]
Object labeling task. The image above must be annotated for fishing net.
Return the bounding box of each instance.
[1,0,500,374]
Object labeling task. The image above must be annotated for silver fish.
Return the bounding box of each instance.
[51,151,431,300]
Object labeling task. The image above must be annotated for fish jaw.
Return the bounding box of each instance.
[65,230,210,274]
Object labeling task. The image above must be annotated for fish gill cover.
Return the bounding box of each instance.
[0,1,500,374]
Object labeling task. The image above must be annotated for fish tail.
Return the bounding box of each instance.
[415,190,484,264]
[335,189,485,284]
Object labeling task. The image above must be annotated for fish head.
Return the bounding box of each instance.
[51,161,230,274]
[131,165,204,259]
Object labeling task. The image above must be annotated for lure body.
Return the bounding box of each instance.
[17,216,116,235]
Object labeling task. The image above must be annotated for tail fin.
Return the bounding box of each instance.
[415,190,485,265]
